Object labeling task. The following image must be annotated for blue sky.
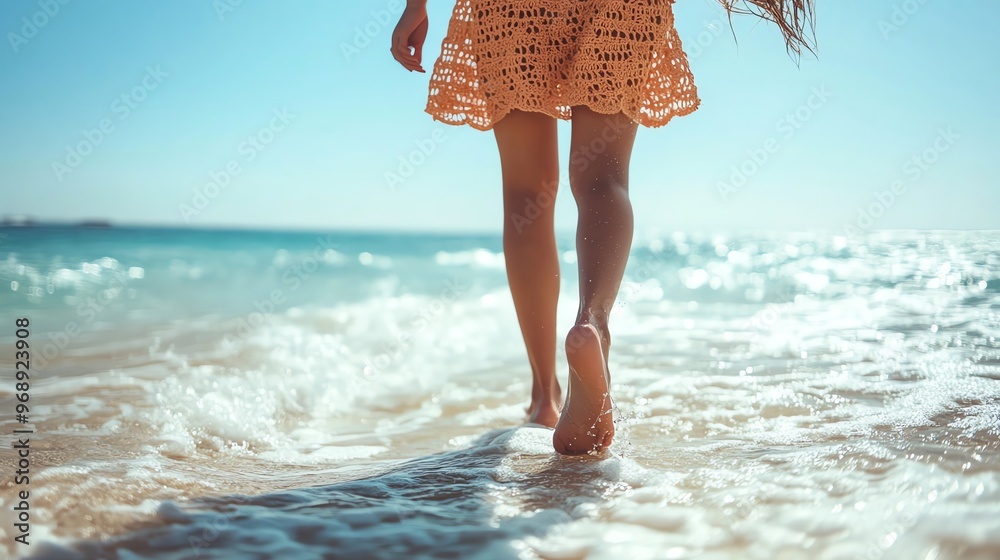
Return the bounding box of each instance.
[0,0,997,234]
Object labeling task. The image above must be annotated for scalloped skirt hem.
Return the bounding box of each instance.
[425,95,702,132]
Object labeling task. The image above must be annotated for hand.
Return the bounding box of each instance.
[390,6,428,73]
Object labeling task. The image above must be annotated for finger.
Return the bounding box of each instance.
[390,46,421,72]
[389,46,403,67]
[404,37,425,73]
[392,33,418,65]
[413,44,425,72]
[404,52,424,73]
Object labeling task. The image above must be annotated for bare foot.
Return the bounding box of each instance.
[527,395,561,428]
[553,324,614,455]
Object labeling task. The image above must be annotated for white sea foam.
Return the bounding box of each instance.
[1,230,998,559]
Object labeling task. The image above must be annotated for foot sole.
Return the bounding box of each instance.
[553,324,614,455]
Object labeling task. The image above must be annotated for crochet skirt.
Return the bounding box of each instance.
[425,0,701,131]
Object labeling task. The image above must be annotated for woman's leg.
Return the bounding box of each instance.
[493,109,562,428]
[553,106,638,455]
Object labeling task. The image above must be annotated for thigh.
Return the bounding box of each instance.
[493,110,560,192]
[569,106,639,185]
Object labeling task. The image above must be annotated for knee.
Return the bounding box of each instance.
[568,171,628,203]
[503,183,558,235]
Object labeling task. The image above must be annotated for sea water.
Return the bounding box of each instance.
[0,226,998,559]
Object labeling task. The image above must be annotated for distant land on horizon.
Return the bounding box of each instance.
[1,218,997,238]
[1,215,112,228]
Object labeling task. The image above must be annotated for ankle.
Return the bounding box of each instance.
[532,385,561,400]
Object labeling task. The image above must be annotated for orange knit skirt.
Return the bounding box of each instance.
[425,0,701,131]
